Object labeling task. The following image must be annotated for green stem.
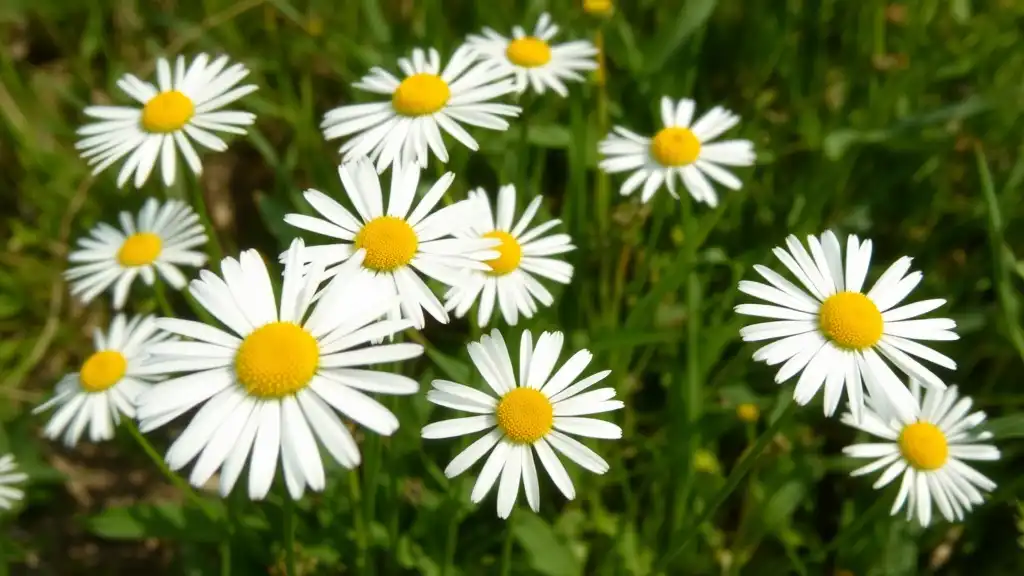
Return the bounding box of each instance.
[519,93,532,195]
[188,177,224,262]
[154,279,175,317]
[349,474,368,573]
[283,496,297,576]
[654,399,794,573]
[124,420,216,520]
[219,540,232,576]
[499,523,514,576]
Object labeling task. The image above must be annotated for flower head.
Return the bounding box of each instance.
[135,240,423,500]
[321,47,521,173]
[843,382,999,526]
[76,54,257,188]
[0,454,29,511]
[736,230,958,422]
[467,13,598,97]
[34,314,172,447]
[65,198,207,309]
[599,96,755,206]
[421,330,623,518]
[282,158,498,329]
[445,185,575,326]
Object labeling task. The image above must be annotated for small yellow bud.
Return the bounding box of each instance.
[736,403,760,423]
[583,0,614,16]
[694,449,720,474]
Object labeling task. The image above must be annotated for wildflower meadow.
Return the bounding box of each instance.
[1,0,1023,574]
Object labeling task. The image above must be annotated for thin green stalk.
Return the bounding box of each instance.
[654,399,795,573]
[499,523,514,576]
[188,177,225,262]
[153,279,175,317]
[441,499,460,576]
[219,540,232,576]
[283,496,297,576]
[518,93,532,196]
[670,199,702,542]
[976,144,1024,363]
[124,420,217,521]
[362,432,381,576]
[349,474,369,573]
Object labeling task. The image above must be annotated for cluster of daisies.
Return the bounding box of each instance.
[1,11,997,531]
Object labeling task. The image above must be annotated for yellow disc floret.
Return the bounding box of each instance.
[496,387,553,444]
[483,231,522,276]
[391,73,451,116]
[79,350,128,392]
[650,127,702,167]
[354,216,419,272]
[505,37,553,68]
[818,291,884,350]
[898,421,948,471]
[235,322,319,398]
[117,232,163,267]
[141,90,195,133]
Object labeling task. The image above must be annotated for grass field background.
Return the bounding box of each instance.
[2,0,1024,574]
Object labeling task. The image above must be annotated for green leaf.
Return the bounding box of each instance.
[527,124,572,149]
[983,414,1024,440]
[86,503,225,542]
[762,480,806,533]
[424,346,471,383]
[512,511,582,576]
[255,192,296,246]
[644,0,718,75]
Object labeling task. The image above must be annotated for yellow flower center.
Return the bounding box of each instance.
[141,90,195,133]
[650,127,702,167]
[391,73,451,116]
[117,232,163,267]
[235,322,319,398]
[505,37,553,68]
[818,291,884,350]
[736,403,760,423]
[483,231,522,276]
[354,216,419,272]
[79,350,128,393]
[496,387,553,444]
[898,421,948,471]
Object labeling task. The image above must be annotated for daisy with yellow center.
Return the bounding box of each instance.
[65,198,208,309]
[598,96,755,206]
[134,240,423,500]
[421,330,623,519]
[466,13,598,97]
[33,315,172,447]
[321,46,521,173]
[0,454,28,511]
[282,157,499,329]
[842,381,999,526]
[735,230,958,423]
[76,53,257,188]
[445,185,575,326]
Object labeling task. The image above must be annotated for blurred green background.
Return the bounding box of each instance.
[2,0,1024,574]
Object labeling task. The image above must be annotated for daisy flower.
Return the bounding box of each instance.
[842,381,999,526]
[65,198,208,309]
[76,53,257,188]
[466,13,598,96]
[135,239,423,500]
[445,184,575,326]
[735,230,958,423]
[598,96,755,206]
[421,330,623,519]
[33,314,171,447]
[321,46,521,173]
[0,454,28,511]
[282,157,498,329]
